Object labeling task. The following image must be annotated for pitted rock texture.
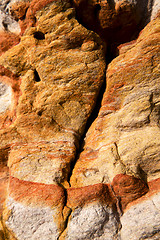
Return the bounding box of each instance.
[0,0,106,188]
[0,0,160,239]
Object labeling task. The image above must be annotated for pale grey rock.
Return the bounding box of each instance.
[120,192,160,240]
[66,203,120,240]
[0,0,20,34]
[151,0,160,20]
[0,81,12,113]
[6,197,60,240]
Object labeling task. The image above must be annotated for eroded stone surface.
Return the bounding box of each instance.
[2,176,66,239]
[0,0,106,238]
[65,203,120,240]
[0,0,160,239]
[73,0,160,46]
[0,0,20,34]
[60,183,120,240]
[151,0,160,20]
[5,198,61,240]
[0,0,106,187]
[70,15,160,188]
[120,179,160,240]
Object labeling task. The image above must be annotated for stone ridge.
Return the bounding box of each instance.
[0,0,160,239]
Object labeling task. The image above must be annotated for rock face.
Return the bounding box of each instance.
[0,0,160,239]
[71,15,160,187]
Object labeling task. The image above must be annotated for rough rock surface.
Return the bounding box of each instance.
[0,0,159,239]
[0,0,20,34]
[71,15,160,188]
[0,0,106,186]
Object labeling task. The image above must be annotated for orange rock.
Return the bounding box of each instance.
[0,32,20,56]
[9,176,65,208]
[112,174,149,211]
[11,0,71,35]
[126,177,160,209]
[70,15,160,188]
[67,183,116,209]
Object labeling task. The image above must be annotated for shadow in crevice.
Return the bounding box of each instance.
[71,0,153,59]
[34,69,41,82]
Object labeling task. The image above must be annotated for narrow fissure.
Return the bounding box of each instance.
[1,2,156,238]
[67,47,116,186]
[67,0,149,187]
[62,5,151,236]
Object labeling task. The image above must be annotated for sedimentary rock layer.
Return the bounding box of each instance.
[0,0,160,239]
[0,0,106,188]
[71,14,160,187]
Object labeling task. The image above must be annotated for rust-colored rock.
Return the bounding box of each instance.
[0,0,160,239]
[120,178,160,240]
[67,183,115,209]
[3,177,67,239]
[112,174,149,211]
[0,32,20,56]
[0,0,106,188]
[9,176,65,208]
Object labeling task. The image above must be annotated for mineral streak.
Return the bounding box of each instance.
[0,0,160,239]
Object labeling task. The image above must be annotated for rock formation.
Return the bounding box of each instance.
[0,0,160,239]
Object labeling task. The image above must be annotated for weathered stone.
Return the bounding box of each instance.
[151,0,160,20]
[0,0,160,239]
[60,184,120,240]
[0,0,106,188]
[0,0,20,34]
[120,179,160,240]
[71,15,160,189]
[0,0,106,237]
[0,82,12,114]
[112,174,148,211]
[3,176,66,239]
[0,32,20,56]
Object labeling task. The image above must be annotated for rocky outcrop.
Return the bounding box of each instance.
[0,0,106,186]
[71,14,160,188]
[69,13,160,239]
[0,0,160,239]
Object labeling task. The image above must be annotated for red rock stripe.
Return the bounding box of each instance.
[9,176,65,208]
